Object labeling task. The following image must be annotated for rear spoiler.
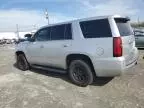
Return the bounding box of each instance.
[115,17,130,22]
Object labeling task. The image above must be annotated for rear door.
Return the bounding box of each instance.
[115,18,137,65]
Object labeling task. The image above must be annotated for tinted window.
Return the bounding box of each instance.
[64,24,72,39]
[35,27,50,41]
[50,24,72,40]
[115,18,133,36]
[80,19,112,38]
[51,25,65,40]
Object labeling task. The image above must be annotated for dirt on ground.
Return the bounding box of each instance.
[0,45,144,108]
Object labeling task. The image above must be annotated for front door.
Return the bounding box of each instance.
[41,24,72,69]
[26,27,50,65]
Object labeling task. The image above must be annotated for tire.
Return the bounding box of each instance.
[16,54,29,71]
[68,60,94,87]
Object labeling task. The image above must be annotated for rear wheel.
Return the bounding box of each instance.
[16,54,29,71]
[68,60,93,87]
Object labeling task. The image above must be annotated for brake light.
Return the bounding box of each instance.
[113,37,122,57]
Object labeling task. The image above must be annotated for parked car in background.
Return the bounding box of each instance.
[15,15,138,86]
[6,39,12,44]
[0,39,18,45]
[0,40,4,45]
[134,30,144,48]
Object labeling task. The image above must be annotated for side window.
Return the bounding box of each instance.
[64,24,72,39]
[51,25,65,40]
[80,19,112,38]
[35,27,50,41]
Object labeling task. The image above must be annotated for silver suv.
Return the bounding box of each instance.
[15,15,138,86]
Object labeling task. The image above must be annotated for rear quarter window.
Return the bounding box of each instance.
[115,18,133,36]
[80,19,112,38]
[50,24,72,40]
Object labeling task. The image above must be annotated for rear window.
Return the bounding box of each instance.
[115,18,133,36]
[50,24,72,40]
[80,19,112,38]
[51,25,65,40]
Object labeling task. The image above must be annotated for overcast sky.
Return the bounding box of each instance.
[0,0,144,32]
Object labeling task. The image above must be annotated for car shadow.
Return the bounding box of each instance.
[13,63,113,86]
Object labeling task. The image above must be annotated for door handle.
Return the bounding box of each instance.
[63,44,69,47]
[40,45,44,48]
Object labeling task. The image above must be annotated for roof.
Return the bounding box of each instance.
[40,14,124,30]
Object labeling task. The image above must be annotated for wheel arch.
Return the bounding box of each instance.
[66,53,96,76]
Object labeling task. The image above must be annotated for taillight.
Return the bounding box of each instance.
[113,37,122,57]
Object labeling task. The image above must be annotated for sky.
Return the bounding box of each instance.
[0,0,144,32]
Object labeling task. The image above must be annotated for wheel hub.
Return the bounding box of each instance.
[73,66,88,83]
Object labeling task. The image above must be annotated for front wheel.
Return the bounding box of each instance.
[68,60,94,87]
[16,54,29,71]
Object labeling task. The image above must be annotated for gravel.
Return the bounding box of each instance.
[0,45,144,108]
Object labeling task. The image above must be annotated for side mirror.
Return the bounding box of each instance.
[24,34,34,42]
[25,34,32,38]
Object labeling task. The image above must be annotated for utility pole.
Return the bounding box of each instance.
[45,9,49,25]
[16,24,20,39]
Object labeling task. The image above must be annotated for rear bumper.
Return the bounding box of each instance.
[93,48,139,77]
